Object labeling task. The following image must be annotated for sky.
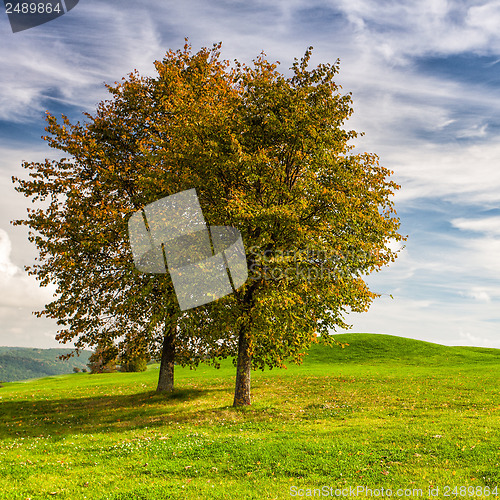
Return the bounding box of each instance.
[1,0,500,349]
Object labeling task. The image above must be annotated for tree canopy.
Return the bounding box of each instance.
[12,41,405,405]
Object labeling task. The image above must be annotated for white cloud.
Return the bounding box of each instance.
[456,123,488,138]
[460,287,493,302]
[0,2,169,123]
[451,216,500,236]
[335,294,500,348]
[0,228,56,308]
[0,228,62,347]
[466,1,500,36]
[457,330,498,348]
[385,142,500,204]
[0,229,19,277]
[458,237,500,277]
[332,0,500,57]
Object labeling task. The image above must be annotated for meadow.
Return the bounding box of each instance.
[0,333,498,499]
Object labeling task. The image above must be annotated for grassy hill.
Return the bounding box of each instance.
[305,333,500,365]
[0,333,498,499]
[0,346,92,383]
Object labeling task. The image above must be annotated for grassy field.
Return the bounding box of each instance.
[0,333,498,499]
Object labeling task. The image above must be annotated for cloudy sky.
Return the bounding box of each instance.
[1,0,500,349]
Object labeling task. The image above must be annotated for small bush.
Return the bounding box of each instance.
[73,367,81,373]
[82,368,87,373]
[87,346,117,374]
[120,357,148,372]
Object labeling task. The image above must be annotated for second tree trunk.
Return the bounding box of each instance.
[233,327,251,406]
[157,322,176,392]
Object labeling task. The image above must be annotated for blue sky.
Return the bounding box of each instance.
[1,0,500,349]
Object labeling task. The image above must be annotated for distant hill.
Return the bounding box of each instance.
[0,347,92,383]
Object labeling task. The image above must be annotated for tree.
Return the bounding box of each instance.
[12,41,239,393]
[119,342,149,372]
[171,48,405,406]
[87,345,117,374]
[119,357,148,373]
[12,41,404,406]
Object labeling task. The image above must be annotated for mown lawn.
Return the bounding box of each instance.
[0,333,498,499]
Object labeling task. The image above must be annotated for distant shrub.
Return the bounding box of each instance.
[87,346,117,374]
[82,368,87,373]
[73,367,81,373]
[120,357,148,372]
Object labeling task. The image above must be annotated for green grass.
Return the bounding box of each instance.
[0,333,498,499]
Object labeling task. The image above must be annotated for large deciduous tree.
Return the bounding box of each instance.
[12,42,239,393]
[177,48,405,406]
[12,41,404,405]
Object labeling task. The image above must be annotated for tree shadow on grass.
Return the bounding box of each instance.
[0,387,225,439]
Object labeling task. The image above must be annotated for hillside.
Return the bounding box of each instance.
[0,333,498,500]
[1,333,498,384]
[0,346,92,383]
[304,333,500,365]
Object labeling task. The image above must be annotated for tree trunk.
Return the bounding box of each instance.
[233,327,251,406]
[156,322,176,392]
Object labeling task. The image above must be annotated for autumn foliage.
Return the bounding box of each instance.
[12,41,405,406]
